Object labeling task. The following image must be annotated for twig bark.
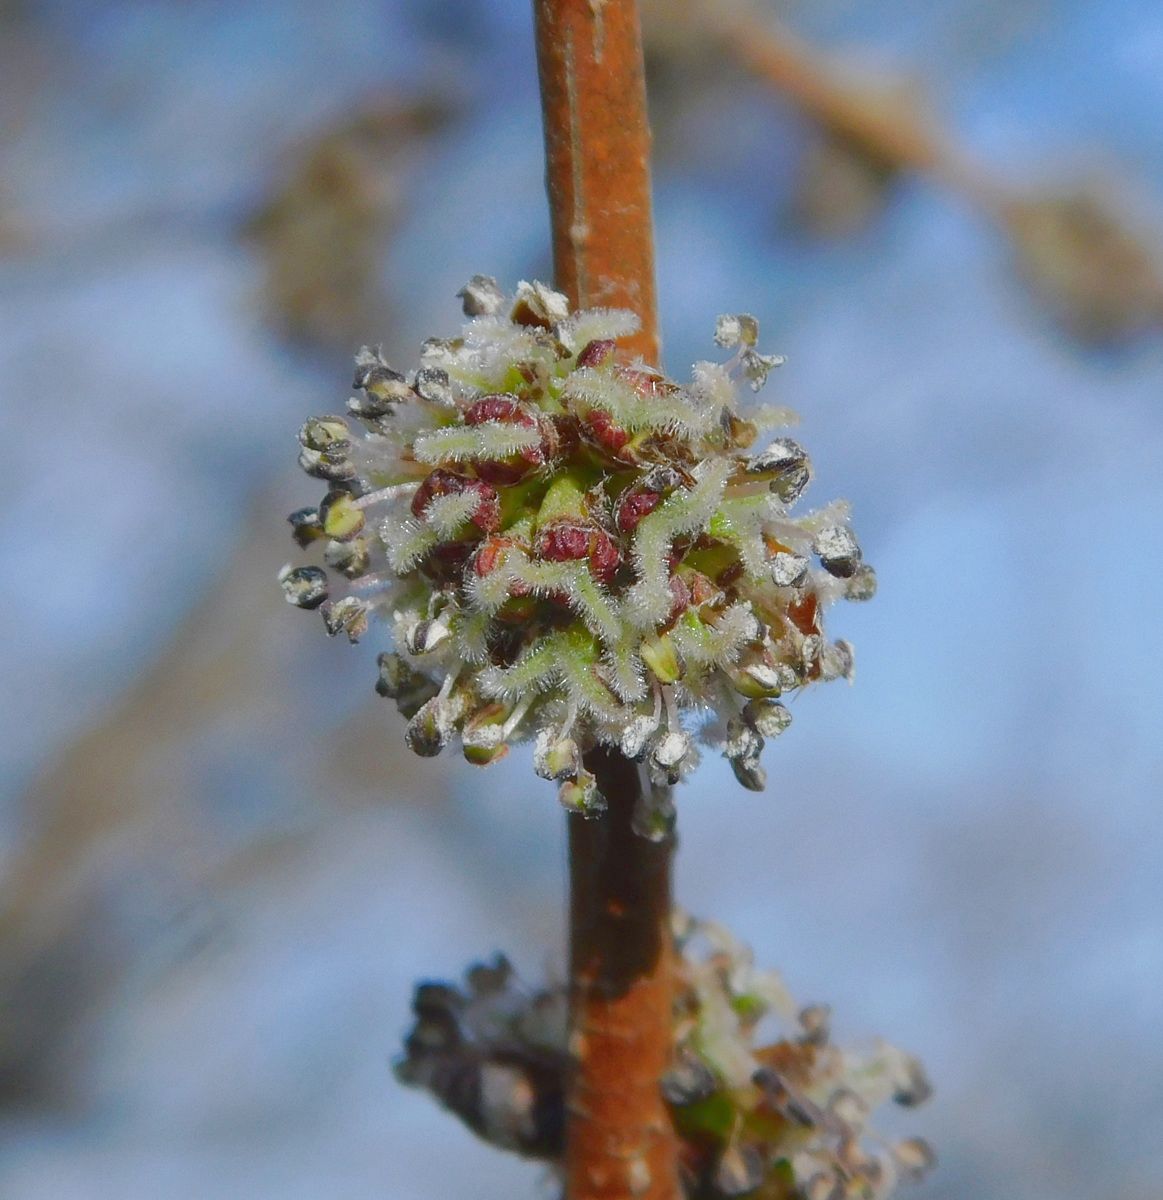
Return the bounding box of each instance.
[533,0,661,365]
[532,7,677,1195]
[567,748,678,1200]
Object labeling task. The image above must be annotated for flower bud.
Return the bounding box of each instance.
[746,437,811,504]
[535,519,620,585]
[558,768,605,817]
[298,414,350,452]
[714,313,759,349]
[769,550,809,588]
[352,347,414,415]
[299,444,356,482]
[581,407,631,456]
[893,1138,936,1181]
[404,615,452,656]
[614,486,662,534]
[649,730,693,786]
[278,564,329,609]
[845,563,878,601]
[814,524,862,578]
[457,274,504,316]
[575,338,616,367]
[413,469,501,534]
[287,506,323,548]
[414,367,454,407]
[406,697,451,757]
[319,489,365,542]
[324,537,371,580]
[533,728,581,781]
[375,652,439,716]
[322,596,369,641]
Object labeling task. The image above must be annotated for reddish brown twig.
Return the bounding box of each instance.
[533,0,661,365]
[568,748,678,1200]
[533,8,676,1194]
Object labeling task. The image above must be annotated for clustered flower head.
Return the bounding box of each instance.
[280,278,873,809]
[395,912,933,1200]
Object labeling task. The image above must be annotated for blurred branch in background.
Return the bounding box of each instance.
[239,5,1163,354]
[642,0,1163,345]
[0,495,435,1107]
[246,94,455,354]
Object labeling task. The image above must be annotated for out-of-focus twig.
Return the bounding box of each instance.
[644,1,1163,343]
[720,17,968,191]
[0,496,432,1104]
[724,11,1163,342]
[246,94,454,353]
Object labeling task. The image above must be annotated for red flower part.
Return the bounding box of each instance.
[788,591,820,637]
[716,560,745,587]
[614,486,662,534]
[536,520,622,586]
[587,527,622,585]
[576,338,616,368]
[582,407,631,456]
[412,468,501,532]
[464,394,554,484]
[470,488,502,532]
[685,571,719,608]
[474,534,517,577]
[464,394,533,427]
[615,365,677,398]
[537,522,591,562]
[549,413,582,460]
[665,573,692,626]
[423,540,474,586]
[472,536,532,598]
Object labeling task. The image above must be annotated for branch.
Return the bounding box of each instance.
[533,7,679,1193]
[534,0,660,364]
[568,748,678,1200]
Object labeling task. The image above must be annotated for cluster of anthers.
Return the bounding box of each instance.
[280,278,873,808]
[396,912,933,1200]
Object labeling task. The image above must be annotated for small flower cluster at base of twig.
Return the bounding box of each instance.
[395,913,933,1200]
[280,279,873,806]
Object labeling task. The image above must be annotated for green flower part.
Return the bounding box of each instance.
[280,279,874,806]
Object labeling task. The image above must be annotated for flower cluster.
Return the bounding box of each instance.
[280,278,873,808]
[395,912,933,1200]
[664,914,933,1199]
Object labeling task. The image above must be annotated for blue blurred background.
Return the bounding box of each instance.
[2,1,1162,1197]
